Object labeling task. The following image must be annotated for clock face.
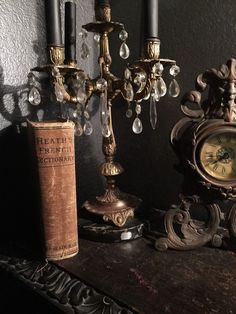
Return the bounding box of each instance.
[199,131,236,182]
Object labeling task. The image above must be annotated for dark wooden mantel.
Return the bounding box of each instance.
[56,238,236,314]
[1,237,236,314]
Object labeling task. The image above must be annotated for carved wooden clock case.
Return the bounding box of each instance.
[155,58,236,251]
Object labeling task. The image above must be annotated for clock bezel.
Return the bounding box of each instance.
[193,122,236,189]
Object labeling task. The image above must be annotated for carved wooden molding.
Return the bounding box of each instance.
[0,255,133,314]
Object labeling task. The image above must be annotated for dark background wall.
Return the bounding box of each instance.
[1,0,236,237]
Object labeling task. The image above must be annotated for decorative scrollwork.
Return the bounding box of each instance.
[103,209,134,227]
[181,58,236,122]
[0,256,133,314]
[155,195,222,251]
[144,40,160,60]
[48,46,64,66]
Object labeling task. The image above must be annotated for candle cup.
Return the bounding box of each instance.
[95,0,111,22]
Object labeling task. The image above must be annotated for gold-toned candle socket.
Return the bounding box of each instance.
[48,45,65,66]
[144,39,161,60]
[31,44,84,105]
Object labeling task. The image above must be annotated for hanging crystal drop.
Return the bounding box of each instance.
[100,93,109,125]
[154,91,160,102]
[125,82,134,101]
[77,89,87,104]
[81,42,90,59]
[150,96,157,130]
[119,42,130,59]
[132,117,143,134]
[135,103,142,115]
[79,29,88,40]
[37,109,44,121]
[27,72,36,86]
[93,33,100,43]
[156,77,167,97]
[154,62,164,75]
[168,79,180,98]
[54,83,64,102]
[170,65,180,77]
[84,110,90,120]
[124,68,131,80]
[102,124,111,138]
[83,120,93,136]
[96,78,108,91]
[119,30,128,41]
[126,107,133,118]
[28,87,41,106]
[75,121,83,136]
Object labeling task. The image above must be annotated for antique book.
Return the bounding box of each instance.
[28,120,78,261]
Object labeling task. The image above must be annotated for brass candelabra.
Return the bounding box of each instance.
[27,0,180,228]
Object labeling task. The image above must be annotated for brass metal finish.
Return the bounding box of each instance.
[143,39,160,60]
[82,15,141,227]
[95,4,111,22]
[48,46,65,66]
[32,44,84,105]
[128,38,176,103]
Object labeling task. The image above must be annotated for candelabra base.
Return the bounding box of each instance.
[79,215,145,243]
[83,187,141,227]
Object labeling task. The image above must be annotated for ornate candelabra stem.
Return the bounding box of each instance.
[82,4,141,227]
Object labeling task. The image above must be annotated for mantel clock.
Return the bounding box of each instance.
[156,58,236,251]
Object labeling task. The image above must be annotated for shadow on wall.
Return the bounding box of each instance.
[0,58,42,249]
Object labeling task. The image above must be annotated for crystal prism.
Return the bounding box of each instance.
[79,29,88,40]
[125,82,134,101]
[119,30,128,41]
[154,62,164,75]
[75,122,83,136]
[83,120,93,136]
[102,124,111,138]
[119,42,130,59]
[96,78,108,91]
[81,42,90,59]
[132,117,143,134]
[27,72,36,86]
[28,87,41,106]
[150,96,157,130]
[84,110,90,120]
[77,89,87,105]
[124,68,131,80]
[135,104,142,115]
[100,93,109,125]
[126,108,133,118]
[156,77,167,97]
[94,33,100,43]
[170,65,180,77]
[168,79,180,98]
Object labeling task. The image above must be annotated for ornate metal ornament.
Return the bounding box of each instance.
[156,58,236,251]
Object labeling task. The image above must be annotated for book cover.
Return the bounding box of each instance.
[28,120,78,261]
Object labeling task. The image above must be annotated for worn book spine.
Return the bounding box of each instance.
[28,120,78,261]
